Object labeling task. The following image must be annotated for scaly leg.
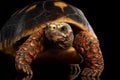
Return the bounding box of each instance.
[15,29,44,76]
[74,31,104,77]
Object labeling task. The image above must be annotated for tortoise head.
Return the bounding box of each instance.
[45,22,74,49]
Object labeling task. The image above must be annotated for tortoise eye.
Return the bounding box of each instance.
[60,26,67,31]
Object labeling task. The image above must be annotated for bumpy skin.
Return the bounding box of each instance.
[15,29,104,77]
[15,29,44,75]
[74,31,104,77]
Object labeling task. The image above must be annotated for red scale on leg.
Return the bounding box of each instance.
[91,60,97,64]
[25,55,32,62]
[86,53,92,58]
[23,47,27,51]
[17,57,23,61]
[85,46,90,51]
[79,47,85,54]
[74,31,104,77]
[30,42,35,47]
[35,49,40,53]
[29,51,34,57]
[92,48,99,53]
[15,30,45,75]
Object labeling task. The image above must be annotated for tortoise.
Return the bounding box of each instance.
[0,0,104,79]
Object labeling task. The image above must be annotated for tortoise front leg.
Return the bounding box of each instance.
[15,29,44,76]
[74,31,104,77]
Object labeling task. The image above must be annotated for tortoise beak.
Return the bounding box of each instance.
[51,31,67,42]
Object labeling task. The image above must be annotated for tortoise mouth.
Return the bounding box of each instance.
[58,41,72,49]
[56,34,74,49]
[45,33,74,49]
[52,34,66,42]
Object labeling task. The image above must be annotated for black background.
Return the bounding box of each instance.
[0,0,116,80]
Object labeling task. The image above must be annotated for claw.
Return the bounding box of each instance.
[22,75,33,80]
[68,64,80,80]
[81,68,102,77]
[69,64,80,75]
[26,66,33,75]
[23,66,27,73]
[18,64,21,70]
[15,62,33,77]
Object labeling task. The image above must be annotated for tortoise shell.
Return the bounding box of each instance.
[0,0,97,56]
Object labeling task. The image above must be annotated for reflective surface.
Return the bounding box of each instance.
[14,75,101,80]
[0,53,110,80]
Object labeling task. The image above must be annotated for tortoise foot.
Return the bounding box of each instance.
[68,64,81,80]
[15,62,33,76]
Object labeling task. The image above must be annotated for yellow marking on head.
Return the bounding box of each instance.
[54,2,67,12]
[48,23,56,30]
[26,5,37,12]
[47,22,65,30]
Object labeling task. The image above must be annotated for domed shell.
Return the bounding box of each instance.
[0,0,97,55]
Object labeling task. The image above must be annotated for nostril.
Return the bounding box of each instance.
[53,26,56,29]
